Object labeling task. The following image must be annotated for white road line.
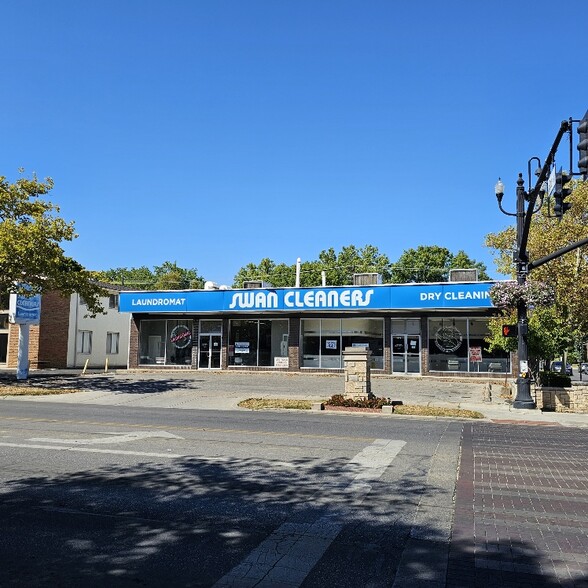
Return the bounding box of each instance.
[0,442,182,459]
[213,438,406,588]
[29,431,183,445]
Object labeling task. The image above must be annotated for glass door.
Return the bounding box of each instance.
[199,335,222,369]
[392,336,406,373]
[392,335,421,374]
[406,335,421,373]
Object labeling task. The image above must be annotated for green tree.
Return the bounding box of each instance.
[95,262,204,290]
[233,258,281,287]
[153,261,204,290]
[485,180,588,363]
[485,307,571,373]
[318,245,393,285]
[94,266,155,289]
[0,172,105,315]
[232,245,393,287]
[390,245,489,283]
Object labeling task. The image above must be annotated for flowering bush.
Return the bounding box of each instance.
[490,280,555,311]
[326,394,391,409]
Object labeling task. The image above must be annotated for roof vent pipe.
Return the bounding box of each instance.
[295,257,301,288]
[321,271,326,287]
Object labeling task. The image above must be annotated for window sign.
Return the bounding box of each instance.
[325,339,338,350]
[469,346,482,363]
[170,325,192,349]
[434,325,463,353]
[235,342,250,354]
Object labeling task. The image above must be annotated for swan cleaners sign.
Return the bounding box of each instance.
[119,282,494,314]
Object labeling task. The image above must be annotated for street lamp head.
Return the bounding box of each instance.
[495,178,505,202]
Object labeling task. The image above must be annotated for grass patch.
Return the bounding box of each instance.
[238,398,314,410]
[0,385,82,397]
[392,405,484,419]
[237,397,484,419]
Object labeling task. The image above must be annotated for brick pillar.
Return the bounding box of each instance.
[288,318,300,371]
[343,346,373,400]
[128,316,140,368]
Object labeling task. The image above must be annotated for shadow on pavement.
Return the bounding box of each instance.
[0,372,204,395]
[1,451,584,587]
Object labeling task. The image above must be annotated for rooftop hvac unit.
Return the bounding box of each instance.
[243,280,272,289]
[449,269,479,282]
[353,273,381,286]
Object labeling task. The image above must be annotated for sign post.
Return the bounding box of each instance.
[8,291,42,380]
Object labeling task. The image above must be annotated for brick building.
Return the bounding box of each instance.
[2,287,129,370]
[119,280,513,377]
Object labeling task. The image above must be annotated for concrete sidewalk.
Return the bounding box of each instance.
[2,369,587,427]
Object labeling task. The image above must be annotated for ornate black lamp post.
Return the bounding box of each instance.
[493,116,588,409]
[494,174,536,409]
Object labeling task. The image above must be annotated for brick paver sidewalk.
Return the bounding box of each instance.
[449,423,588,587]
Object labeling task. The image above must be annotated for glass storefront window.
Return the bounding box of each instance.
[428,317,510,373]
[229,319,288,367]
[302,318,384,369]
[321,319,341,368]
[139,320,193,366]
[200,320,222,334]
[166,320,193,365]
[302,319,320,368]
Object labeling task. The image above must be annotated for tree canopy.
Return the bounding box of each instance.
[389,245,489,283]
[485,179,588,362]
[95,261,204,290]
[232,245,394,288]
[0,172,105,315]
[232,244,488,287]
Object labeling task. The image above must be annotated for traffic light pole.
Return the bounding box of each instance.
[498,113,588,409]
[497,121,570,409]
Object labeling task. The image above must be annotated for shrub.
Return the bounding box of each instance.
[490,280,555,311]
[538,371,571,388]
[326,394,392,409]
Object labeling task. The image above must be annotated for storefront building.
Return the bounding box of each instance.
[119,281,511,377]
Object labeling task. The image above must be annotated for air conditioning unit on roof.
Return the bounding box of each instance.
[353,273,381,286]
[243,280,272,289]
[449,269,479,282]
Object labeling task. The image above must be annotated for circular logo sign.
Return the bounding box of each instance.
[170,325,192,349]
[434,326,463,353]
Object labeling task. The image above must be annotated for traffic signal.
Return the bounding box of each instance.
[578,110,588,180]
[553,170,572,219]
[502,324,518,338]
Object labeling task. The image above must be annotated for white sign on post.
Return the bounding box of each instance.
[8,291,42,380]
[547,167,556,196]
[9,292,42,325]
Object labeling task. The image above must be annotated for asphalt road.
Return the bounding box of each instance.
[0,400,462,587]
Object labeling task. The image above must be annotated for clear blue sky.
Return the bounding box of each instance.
[2,0,586,286]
